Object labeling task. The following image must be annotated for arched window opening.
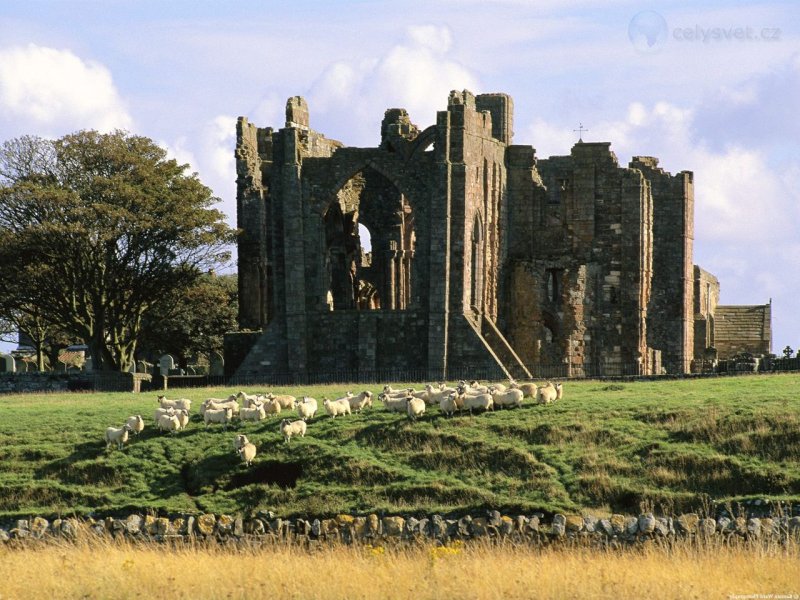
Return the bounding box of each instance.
[546,268,561,305]
[470,215,484,312]
[324,167,414,311]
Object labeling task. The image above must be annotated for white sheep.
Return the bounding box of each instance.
[323,397,351,418]
[201,398,240,416]
[536,383,558,405]
[237,441,257,466]
[267,393,296,410]
[233,434,250,451]
[424,384,455,407]
[153,406,176,423]
[296,397,318,421]
[380,393,409,413]
[510,381,538,399]
[490,387,524,409]
[555,382,564,401]
[174,409,190,430]
[280,419,307,443]
[348,390,373,412]
[462,392,494,414]
[382,385,414,398]
[204,407,234,431]
[157,395,191,411]
[263,397,282,416]
[125,415,145,436]
[406,397,426,421]
[236,390,260,408]
[458,380,490,394]
[439,392,458,417]
[240,402,267,423]
[104,424,132,450]
[157,412,181,435]
[199,398,227,416]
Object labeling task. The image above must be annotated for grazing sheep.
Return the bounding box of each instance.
[490,387,524,409]
[439,393,458,417]
[280,419,307,443]
[125,415,145,436]
[267,393,296,410]
[240,402,267,423]
[536,383,558,405]
[348,390,373,412]
[382,385,414,398]
[201,398,239,416]
[510,381,538,399]
[424,384,456,407]
[157,413,181,435]
[323,397,351,418]
[157,396,191,412]
[204,407,234,431]
[104,424,132,450]
[462,392,494,414]
[174,409,190,430]
[380,393,409,413]
[263,397,282,416]
[153,406,176,423]
[233,434,250,451]
[237,441,257,466]
[406,397,426,421]
[236,391,260,408]
[296,397,318,421]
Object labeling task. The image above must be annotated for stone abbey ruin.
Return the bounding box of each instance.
[225,91,771,381]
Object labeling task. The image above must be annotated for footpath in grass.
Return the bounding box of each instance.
[0,374,798,519]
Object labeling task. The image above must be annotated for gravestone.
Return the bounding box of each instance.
[0,353,16,373]
[159,354,175,377]
[209,352,224,377]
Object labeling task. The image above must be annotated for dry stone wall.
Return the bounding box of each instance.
[4,508,799,547]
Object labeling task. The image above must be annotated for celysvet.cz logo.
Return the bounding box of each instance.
[629,10,781,54]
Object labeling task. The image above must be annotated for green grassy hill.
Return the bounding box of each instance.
[1,374,799,519]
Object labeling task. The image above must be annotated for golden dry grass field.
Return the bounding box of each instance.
[0,537,797,599]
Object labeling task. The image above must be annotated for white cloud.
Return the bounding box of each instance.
[308,25,479,145]
[0,44,132,135]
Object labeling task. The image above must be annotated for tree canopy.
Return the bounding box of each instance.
[0,130,236,371]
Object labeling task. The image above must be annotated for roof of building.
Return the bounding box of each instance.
[714,304,771,341]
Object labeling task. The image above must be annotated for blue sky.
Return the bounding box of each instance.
[0,0,798,354]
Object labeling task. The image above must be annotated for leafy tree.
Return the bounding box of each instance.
[137,272,237,368]
[0,131,235,371]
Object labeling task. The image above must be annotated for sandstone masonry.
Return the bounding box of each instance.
[226,91,771,381]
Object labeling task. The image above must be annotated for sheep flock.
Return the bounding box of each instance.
[101,380,563,469]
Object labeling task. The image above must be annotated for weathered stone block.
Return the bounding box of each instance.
[382,516,405,538]
[197,514,216,536]
[676,513,699,534]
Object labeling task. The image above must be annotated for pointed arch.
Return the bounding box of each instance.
[470,213,485,312]
[322,166,416,311]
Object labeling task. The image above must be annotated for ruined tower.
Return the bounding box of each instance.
[225,90,768,381]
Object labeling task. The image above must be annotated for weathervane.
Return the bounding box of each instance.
[573,122,589,143]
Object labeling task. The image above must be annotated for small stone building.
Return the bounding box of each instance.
[225,91,771,381]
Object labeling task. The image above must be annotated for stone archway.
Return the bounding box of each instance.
[323,166,415,310]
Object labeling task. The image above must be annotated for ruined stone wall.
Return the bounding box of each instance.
[693,265,720,358]
[505,142,656,375]
[305,310,428,373]
[235,118,271,330]
[231,91,712,382]
[632,157,694,373]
